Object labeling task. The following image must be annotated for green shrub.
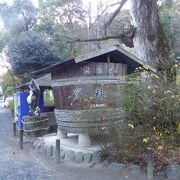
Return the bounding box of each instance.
[90,69,180,171]
[8,99,14,115]
[44,90,54,107]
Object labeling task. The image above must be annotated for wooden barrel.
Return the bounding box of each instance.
[22,115,49,137]
[52,62,127,134]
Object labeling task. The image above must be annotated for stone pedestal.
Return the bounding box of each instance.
[57,129,67,139]
[78,134,91,147]
[22,115,49,137]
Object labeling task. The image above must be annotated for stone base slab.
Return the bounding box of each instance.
[33,135,101,165]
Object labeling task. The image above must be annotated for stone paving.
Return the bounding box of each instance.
[0,109,61,180]
[0,103,150,180]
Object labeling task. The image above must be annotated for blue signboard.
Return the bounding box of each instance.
[17,91,44,129]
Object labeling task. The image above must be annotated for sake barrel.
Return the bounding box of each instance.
[52,62,127,134]
[23,115,49,137]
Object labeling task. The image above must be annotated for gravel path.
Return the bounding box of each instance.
[0,103,149,180]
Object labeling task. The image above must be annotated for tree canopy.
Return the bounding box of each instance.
[1,71,20,96]
[0,0,37,33]
[7,31,61,75]
[159,0,180,55]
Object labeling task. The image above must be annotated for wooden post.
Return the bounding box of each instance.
[56,139,60,164]
[13,122,16,136]
[147,147,153,179]
[20,129,23,149]
[107,54,110,75]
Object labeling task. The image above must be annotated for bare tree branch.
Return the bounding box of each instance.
[67,0,136,48]
[67,24,136,48]
[89,2,122,29]
[21,11,29,31]
[104,0,127,35]
[70,35,124,42]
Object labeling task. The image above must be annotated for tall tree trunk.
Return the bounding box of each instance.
[129,0,171,71]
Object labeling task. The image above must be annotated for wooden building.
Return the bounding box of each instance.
[34,46,155,147]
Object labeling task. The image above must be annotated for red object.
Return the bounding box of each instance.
[107,101,113,107]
